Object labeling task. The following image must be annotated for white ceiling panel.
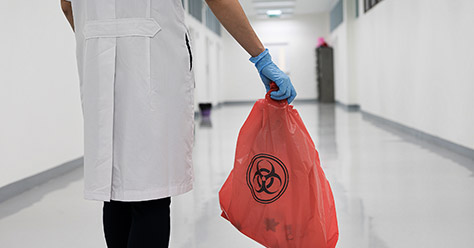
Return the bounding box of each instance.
[294,0,333,14]
[239,0,333,17]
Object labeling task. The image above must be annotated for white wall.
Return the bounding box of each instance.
[333,0,474,149]
[222,13,330,102]
[0,1,84,188]
[329,0,358,105]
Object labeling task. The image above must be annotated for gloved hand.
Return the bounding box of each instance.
[250,48,297,104]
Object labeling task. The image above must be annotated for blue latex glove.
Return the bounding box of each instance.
[250,48,297,104]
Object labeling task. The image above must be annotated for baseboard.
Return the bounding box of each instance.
[195,99,318,118]
[335,100,360,112]
[0,157,83,204]
[360,110,474,161]
[211,98,319,108]
[221,100,255,106]
[294,99,319,104]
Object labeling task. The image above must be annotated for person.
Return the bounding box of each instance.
[60,0,296,247]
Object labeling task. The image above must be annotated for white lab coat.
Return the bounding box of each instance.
[67,0,195,201]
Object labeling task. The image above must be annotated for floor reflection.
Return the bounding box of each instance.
[199,116,213,128]
[317,103,338,160]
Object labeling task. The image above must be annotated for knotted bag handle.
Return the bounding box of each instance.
[265,82,289,107]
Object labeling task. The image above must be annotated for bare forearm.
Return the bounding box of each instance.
[206,0,264,57]
[61,0,75,32]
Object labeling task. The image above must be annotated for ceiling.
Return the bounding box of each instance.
[238,0,335,18]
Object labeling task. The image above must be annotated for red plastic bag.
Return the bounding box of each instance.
[219,83,339,248]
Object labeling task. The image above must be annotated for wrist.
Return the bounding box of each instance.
[250,46,265,58]
[249,48,267,63]
[249,48,273,72]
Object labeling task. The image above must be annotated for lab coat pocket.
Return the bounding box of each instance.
[184,31,196,89]
[185,33,193,71]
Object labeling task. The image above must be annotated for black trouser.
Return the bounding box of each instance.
[103,197,171,248]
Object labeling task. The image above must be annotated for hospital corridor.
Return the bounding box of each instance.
[1,0,473,248]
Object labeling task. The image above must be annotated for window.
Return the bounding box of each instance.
[188,0,203,22]
[364,0,383,12]
[356,0,359,18]
[205,6,221,36]
[330,0,343,32]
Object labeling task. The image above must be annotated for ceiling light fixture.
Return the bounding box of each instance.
[266,9,283,17]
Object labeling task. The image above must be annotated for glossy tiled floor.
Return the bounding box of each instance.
[0,103,473,248]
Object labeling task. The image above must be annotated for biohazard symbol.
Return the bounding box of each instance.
[254,160,282,194]
[247,154,289,204]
